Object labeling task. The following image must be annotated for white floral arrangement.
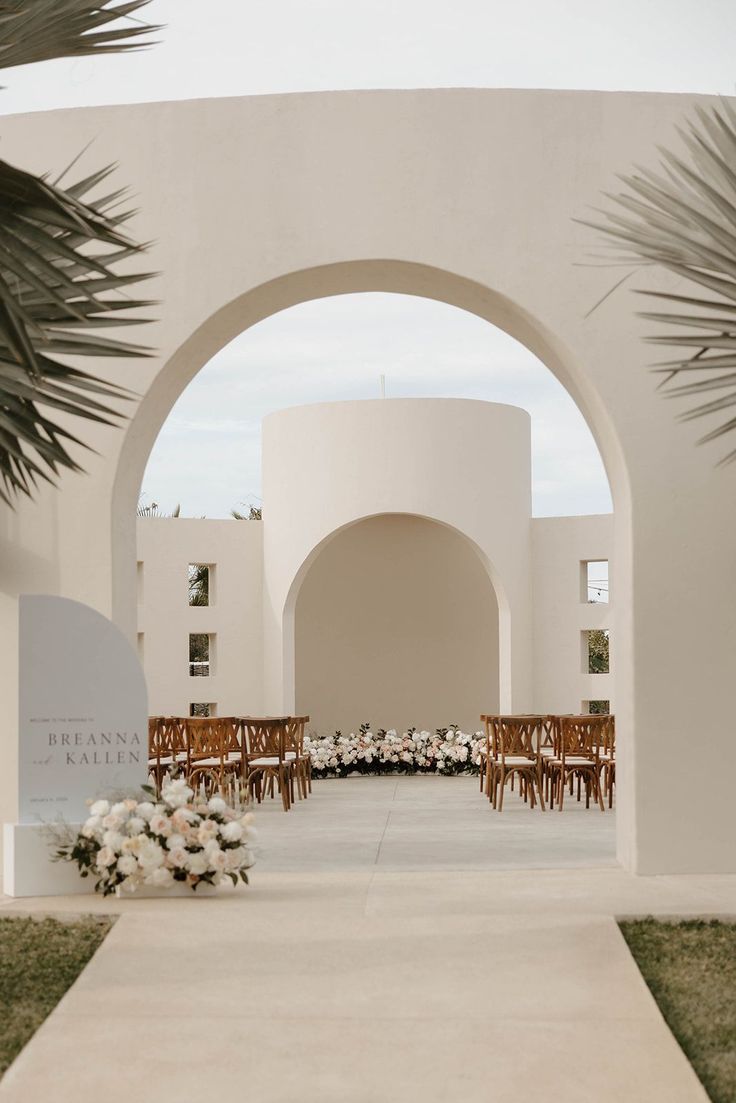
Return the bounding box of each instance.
[53,779,256,896]
[305,724,484,778]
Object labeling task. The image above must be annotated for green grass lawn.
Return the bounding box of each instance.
[0,915,112,1077]
[620,919,736,1103]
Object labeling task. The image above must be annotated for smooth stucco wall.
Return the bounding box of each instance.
[294,513,500,734]
[136,518,263,716]
[532,515,614,713]
[262,398,532,717]
[1,89,734,872]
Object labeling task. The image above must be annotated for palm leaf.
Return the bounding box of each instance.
[0,1,159,70]
[0,156,155,505]
[581,98,736,461]
[137,498,180,518]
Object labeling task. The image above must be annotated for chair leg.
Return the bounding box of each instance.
[279,767,290,812]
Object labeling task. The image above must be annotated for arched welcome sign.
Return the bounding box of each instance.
[5,595,148,896]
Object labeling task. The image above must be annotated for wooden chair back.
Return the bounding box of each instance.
[149,717,186,762]
[186,717,231,761]
[284,715,310,755]
[241,717,288,758]
[559,715,606,761]
[493,716,542,760]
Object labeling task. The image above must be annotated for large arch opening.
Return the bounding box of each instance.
[120,258,631,865]
[294,513,501,735]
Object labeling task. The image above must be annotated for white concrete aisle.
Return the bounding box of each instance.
[1,777,732,1102]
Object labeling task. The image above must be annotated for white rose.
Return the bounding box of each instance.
[102,830,125,852]
[110,801,129,819]
[149,814,172,837]
[207,796,228,815]
[209,850,227,872]
[89,799,110,817]
[135,801,155,821]
[83,815,102,832]
[196,822,217,846]
[167,846,189,868]
[138,841,165,871]
[118,854,138,876]
[165,833,186,851]
[96,846,116,868]
[101,813,124,831]
[220,821,243,843]
[145,867,173,888]
[187,852,208,876]
[126,817,146,836]
[161,780,193,809]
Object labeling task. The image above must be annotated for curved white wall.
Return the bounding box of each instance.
[262,398,531,715]
[294,513,500,734]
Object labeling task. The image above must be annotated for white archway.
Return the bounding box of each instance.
[285,511,510,732]
[3,90,732,873]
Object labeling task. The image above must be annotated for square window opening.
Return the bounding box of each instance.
[581,560,609,603]
[583,629,610,674]
[188,563,214,606]
[190,703,216,718]
[583,699,610,715]
[189,633,212,677]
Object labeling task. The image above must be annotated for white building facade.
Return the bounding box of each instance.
[3,88,731,873]
[138,399,613,733]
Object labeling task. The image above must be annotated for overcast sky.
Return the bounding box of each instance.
[3,1,732,517]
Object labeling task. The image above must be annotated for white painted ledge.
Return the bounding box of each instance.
[3,823,93,897]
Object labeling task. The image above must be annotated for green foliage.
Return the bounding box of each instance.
[188,563,209,606]
[137,498,181,517]
[0,915,111,1076]
[585,100,736,461]
[231,504,262,520]
[587,629,609,674]
[0,1,159,506]
[0,1,160,70]
[621,919,736,1103]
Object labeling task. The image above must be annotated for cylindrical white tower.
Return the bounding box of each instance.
[261,398,533,723]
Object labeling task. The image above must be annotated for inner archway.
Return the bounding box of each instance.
[294,513,500,735]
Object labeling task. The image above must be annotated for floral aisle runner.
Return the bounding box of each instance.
[305,725,484,778]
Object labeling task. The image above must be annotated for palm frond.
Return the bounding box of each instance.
[581,98,736,460]
[137,499,180,518]
[0,1,160,70]
[0,156,155,505]
[231,502,262,520]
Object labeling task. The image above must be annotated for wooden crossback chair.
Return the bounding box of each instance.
[241,717,292,812]
[486,716,546,812]
[284,715,311,800]
[185,717,240,797]
[547,715,606,811]
[479,715,498,795]
[148,716,187,791]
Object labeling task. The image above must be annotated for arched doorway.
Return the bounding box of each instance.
[117,259,631,862]
[3,90,733,875]
[294,513,501,735]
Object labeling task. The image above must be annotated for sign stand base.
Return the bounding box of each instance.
[3,823,93,897]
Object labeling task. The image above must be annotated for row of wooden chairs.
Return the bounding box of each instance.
[479,714,615,812]
[147,715,311,811]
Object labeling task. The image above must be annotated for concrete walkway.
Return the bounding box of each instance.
[1,777,733,1102]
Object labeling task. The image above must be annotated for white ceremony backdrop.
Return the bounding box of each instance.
[0,89,732,874]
